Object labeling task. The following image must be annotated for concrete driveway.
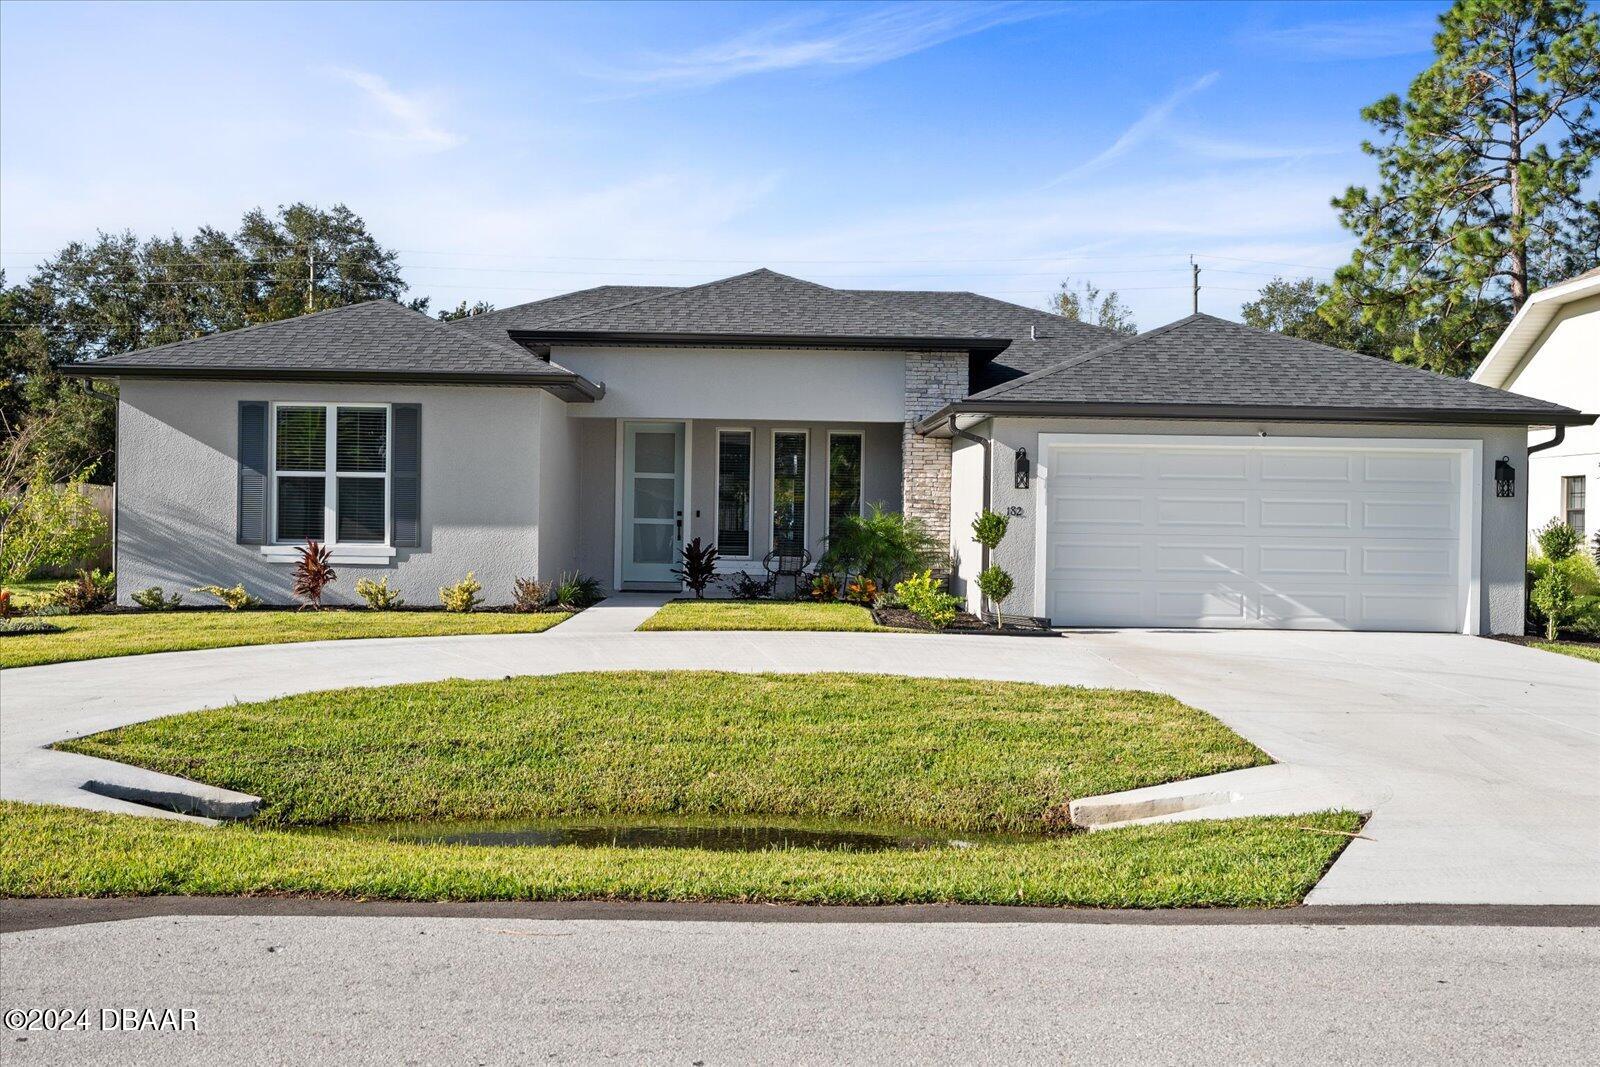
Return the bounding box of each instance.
[2,627,1596,904]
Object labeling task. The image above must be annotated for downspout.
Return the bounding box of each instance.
[1527,425,1565,455]
[948,414,992,573]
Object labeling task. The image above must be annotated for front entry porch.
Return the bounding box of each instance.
[581,417,904,593]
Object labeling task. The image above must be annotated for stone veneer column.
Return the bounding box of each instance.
[902,351,969,557]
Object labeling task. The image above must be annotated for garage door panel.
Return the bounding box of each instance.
[1045,441,1468,632]
[1156,451,1249,481]
[1260,452,1353,482]
[1054,493,1143,525]
[1259,498,1353,530]
[1258,544,1352,576]
[1156,497,1249,527]
[1362,498,1457,534]
[1156,543,1246,574]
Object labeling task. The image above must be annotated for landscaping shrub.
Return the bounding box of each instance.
[672,538,720,598]
[131,586,183,611]
[1527,520,1600,639]
[511,576,553,613]
[0,463,109,582]
[893,570,962,630]
[1536,518,1582,562]
[439,572,483,613]
[193,584,260,611]
[0,589,11,619]
[842,576,879,605]
[354,576,404,610]
[50,569,114,613]
[976,566,1016,627]
[971,509,1008,553]
[291,540,337,610]
[554,571,602,609]
[809,572,839,602]
[821,505,943,590]
[0,618,62,637]
[725,571,775,599]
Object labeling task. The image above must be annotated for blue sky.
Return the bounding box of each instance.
[0,0,1449,328]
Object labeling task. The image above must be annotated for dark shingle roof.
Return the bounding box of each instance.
[517,269,1009,344]
[452,285,678,342]
[64,300,600,396]
[954,313,1585,423]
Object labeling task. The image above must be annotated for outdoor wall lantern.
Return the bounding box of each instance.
[1495,456,1516,498]
[1014,447,1031,490]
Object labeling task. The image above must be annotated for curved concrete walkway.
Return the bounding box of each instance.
[2,626,1596,904]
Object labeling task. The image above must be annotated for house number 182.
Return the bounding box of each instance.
[1005,506,1025,518]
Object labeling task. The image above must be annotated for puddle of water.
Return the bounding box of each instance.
[300,816,1043,853]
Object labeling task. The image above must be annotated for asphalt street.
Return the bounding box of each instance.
[3,911,1595,1065]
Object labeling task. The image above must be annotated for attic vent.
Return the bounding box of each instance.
[1030,325,1038,340]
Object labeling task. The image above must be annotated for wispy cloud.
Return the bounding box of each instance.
[1169,132,1345,163]
[596,2,1054,93]
[1242,15,1436,59]
[330,67,462,152]
[1045,71,1220,186]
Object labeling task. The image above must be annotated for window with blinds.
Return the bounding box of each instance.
[828,433,863,538]
[772,431,807,556]
[271,403,389,545]
[717,431,752,557]
[1565,476,1587,538]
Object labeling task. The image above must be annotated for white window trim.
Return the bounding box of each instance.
[1030,433,1483,636]
[826,430,866,541]
[770,428,809,558]
[263,401,395,564]
[715,427,755,560]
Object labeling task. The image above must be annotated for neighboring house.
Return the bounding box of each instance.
[68,268,1592,635]
[1470,266,1600,543]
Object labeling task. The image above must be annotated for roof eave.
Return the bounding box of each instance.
[510,329,1011,355]
[1470,272,1600,388]
[914,400,1596,436]
[58,362,605,401]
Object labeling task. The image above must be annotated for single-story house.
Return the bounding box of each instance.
[67,268,1593,634]
[1470,266,1599,542]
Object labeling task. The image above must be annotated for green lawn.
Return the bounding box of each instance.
[1532,640,1600,664]
[0,609,572,669]
[639,599,890,632]
[29,671,1362,906]
[0,801,1361,907]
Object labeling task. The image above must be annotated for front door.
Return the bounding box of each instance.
[622,421,685,586]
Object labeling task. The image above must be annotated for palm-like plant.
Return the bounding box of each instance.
[291,539,337,609]
[821,504,942,590]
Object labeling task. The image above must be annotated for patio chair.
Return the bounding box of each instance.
[763,548,812,599]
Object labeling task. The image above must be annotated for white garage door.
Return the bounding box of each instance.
[1041,437,1474,632]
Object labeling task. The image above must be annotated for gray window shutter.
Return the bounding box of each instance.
[237,401,268,545]
[391,403,421,547]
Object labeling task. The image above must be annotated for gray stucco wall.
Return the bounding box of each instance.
[534,390,580,582]
[115,379,554,607]
[954,417,1528,634]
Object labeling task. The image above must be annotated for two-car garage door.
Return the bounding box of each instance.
[1041,437,1474,632]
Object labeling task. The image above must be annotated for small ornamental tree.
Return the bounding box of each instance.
[970,509,1017,625]
[976,566,1016,629]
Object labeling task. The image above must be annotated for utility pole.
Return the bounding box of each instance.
[1190,256,1201,315]
[307,247,316,313]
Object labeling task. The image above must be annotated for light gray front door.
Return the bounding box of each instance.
[622,421,685,586]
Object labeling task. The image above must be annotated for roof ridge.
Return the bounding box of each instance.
[535,268,981,336]
[534,269,777,329]
[456,285,680,330]
[971,314,1201,400]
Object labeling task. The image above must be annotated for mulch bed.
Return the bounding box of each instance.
[871,606,1057,637]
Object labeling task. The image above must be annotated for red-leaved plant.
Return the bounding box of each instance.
[292,540,337,609]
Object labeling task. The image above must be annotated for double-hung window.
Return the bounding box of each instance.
[272,403,390,545]
[1564,475,1587,539]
